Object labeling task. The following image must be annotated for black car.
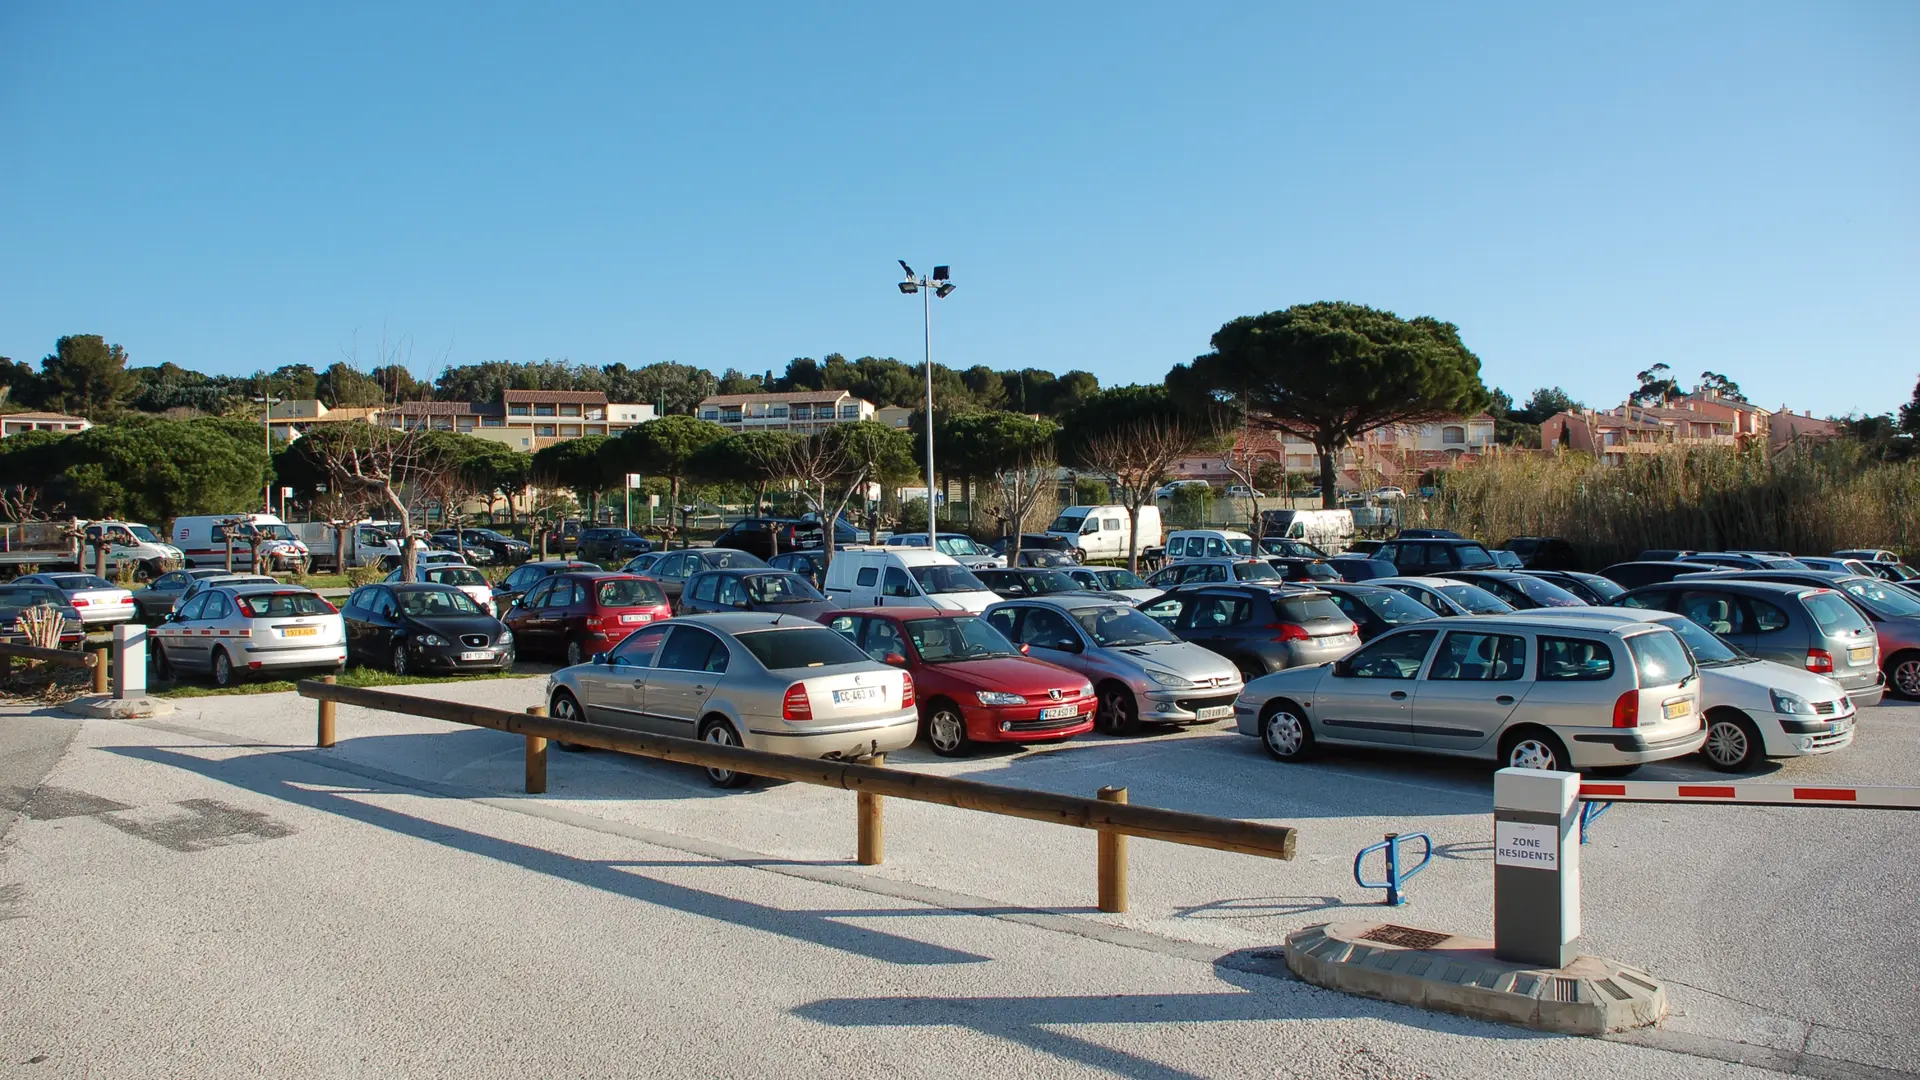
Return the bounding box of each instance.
[1326,556,1398,582]
[1638,549,1698,562]
[1373,537,1497,574]
[1265,557,1342,583]
[712,518,818,559]
[1257,537,1331,559]
[432,528,531,565]
[1517,569,1625,605]
[0,584,85,647]
[492,559,600,610]
[679,569,835,620]
[1498,536,1581,570]
[986,534,1082,561]
[768,550,828,587]
[1344,539,1385,557]
[1437,570,1588,609]
[1396,528,1464,540]
[132,567,232,622]
[974,567,1122,601]
[577,527,654,564]
[342,583,514,675]
[1601,560,1732,590]
[636,547,771,607]
[1314,582,1441,642]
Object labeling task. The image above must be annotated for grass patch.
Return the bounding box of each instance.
[153,664,547,699]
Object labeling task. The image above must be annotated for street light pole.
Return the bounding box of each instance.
[253,393,282,515]
[898,261,954,553]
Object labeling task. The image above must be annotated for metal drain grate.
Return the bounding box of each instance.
[1359,925,1452,950]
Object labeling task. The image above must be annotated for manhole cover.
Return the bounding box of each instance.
[1359,925,1451,950]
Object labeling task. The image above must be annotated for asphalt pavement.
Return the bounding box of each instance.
[2,678,1915,1079]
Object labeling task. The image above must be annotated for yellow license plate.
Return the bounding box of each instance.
[283,626,318,637]
[1850,646,1873,664]
[1663,699,1690,720]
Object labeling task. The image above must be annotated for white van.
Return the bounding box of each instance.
[822,547,1000,613]
[1258,509,1356,553]
[172,513,311,572]
[290,520,402,572]
[1044,505,1163,562]
[76,521,184,577]
[1164,529,1256,562]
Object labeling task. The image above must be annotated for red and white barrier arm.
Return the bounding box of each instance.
[1579,782,1920,811]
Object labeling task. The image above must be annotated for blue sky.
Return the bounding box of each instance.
[1,2,1914,418]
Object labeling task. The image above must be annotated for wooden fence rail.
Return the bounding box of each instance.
[0,640,106,693]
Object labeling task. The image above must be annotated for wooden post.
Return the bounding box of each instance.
[90,647,109,695]
[524,705,548,794]
[857,751,885,865]
[1098,786,1129,913]
[317,674,337,747]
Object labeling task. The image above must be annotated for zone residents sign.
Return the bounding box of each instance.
[1494,820,1559,869]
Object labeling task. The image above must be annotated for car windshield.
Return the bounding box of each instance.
[1803,592,1872,635]
[1096,568,1148,590]
[1510,577,1586,607]
[743,573,825,603]
[936,536,983,557]
[238,591,335,618]
[1347,588,1435,625]
[396,590,482,617]
[1840,578,1920,618]
[1071,605,1179,647]
[428,567,488,587]
[598,578,666,607]
[1626,629,1696,687]
[738,626,868,670]
[1017,570,1082,594]
[1285,561,1340,581]
[1232,561,1281,581]
[1660,615,1749,665]
[1571,574,1626,602]
[53,575,111,590]
[255,524,296,541]
[905,615,1018,662]
[910,564,988,595]
[1434,582,1514,614]
[1046,512,1086,533]
[704,550,767,569]
[1452,545,1496,569]
[0,590,62,617]
[122,525,161,543]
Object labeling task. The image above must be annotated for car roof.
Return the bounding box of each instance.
[1391,613,1665,637]
[993,594,1130,612]
[389,582,464,592]
[830,606,953,619]
[1373,575,1468,587]
[673,612,833,632]
[1627,578,1818,597]
[226,583,319,597]
[1522,608,1679,625]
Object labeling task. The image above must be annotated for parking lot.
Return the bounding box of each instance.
[2,678,1915,1078]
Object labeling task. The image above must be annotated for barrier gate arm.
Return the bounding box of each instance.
[1579,782,1920,811]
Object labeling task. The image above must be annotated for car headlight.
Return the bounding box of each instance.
[1770,689,1812,715]
[418,634,449,647]
[496,631,514,645]
[976,691,1028,706]
[1144,669,1194,689]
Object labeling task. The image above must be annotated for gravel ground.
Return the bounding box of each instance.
[1,676,1914,1079]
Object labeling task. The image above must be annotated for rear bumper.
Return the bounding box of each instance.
[241,643,347,670]
[1568,724,1708,766]
[1841,672,1885,708]
[745,711,918,758]
[76,606,136,625]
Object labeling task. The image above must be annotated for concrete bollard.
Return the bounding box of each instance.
[111,623,147,699]
[1098,786,1129,913]
[1492,767,1581,967]
[317,675,337,747]
[857,752,885,865]
[524,705,548,794]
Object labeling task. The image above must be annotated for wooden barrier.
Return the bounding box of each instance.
[0,640,99,684]
[524,705,548,795]
[296,680,1299,903]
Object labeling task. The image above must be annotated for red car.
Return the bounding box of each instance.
[820,607,1096,757]
[501,572,671,667]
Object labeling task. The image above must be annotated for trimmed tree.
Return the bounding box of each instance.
[1060,387,1225,572]
[606,416,727,516]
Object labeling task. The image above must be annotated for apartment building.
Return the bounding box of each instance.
[1170,414,1498,488]
[697,390,876,430]
[0,411,92,439]
[376,390,656,450]
[1540,391,1836,465]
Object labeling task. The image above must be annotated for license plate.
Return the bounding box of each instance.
[1663,699,1690,720]
[621,613,651,624]
[283,626,318,637]
[1850,646,1873,664]
[1197,705,1235,720]
[1039,704,1079,720]
[832,686,880,704]
[459,651,492,661]
[1831,717,1854,733]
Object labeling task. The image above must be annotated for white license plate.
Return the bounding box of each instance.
[1849,646,1873,664]
[459,651,493,661]
[1196,705,1235,720]
[621,613,651,624]
[832,686,880,705]
[283,626,318,637]
[1663,699,1690,720]
[1039,704,1079,720]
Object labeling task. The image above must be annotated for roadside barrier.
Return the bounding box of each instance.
[1352,831,1430,906]
[1578,780,1920,811]
[295,679,1300,913]
[0,639,108,694]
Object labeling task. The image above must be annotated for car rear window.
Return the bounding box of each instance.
[430,567,488,587]
[1625,629,1695,688]
[598,578,666,607]
[1802,592,1870,636]
[1275,596,1347,625]
[1231,561,1280,581]
[737,626,869,669]
[237,592,333,618]
[1452,545,1495,569]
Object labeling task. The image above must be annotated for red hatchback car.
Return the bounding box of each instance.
[501,572,671,667]
[820,607,1096,756]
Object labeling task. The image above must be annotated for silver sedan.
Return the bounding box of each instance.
[545,612,918,787]
[154,583,346,687]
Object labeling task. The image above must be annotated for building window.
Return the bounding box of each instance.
[434,419,454,430]
[768,405,788,418]
[456,418,475,431]
[535,424,557,438]
[509,404,530,416]
[1442,426,1466,444]
[722,409,742,423]
[586,407,604,420]
[701,409,720,420]
[791,405,812,421]
[840,404,858,419]
[534,404,556,417]
[559,404,580,417]
[482,416,504,427]
[559,424,581,437]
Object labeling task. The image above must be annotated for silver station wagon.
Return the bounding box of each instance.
[1234,615,1706,773]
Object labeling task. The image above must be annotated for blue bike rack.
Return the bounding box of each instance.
[1579,800,1613,844]
[1353,832,1432,906]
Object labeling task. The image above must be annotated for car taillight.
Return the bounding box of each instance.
[71,598,89,607]
[320,598,338,614]
[1806,648,1834,674]
[901,672,915,707]
[782,683,811,721]
[585,615,603,629]
[1265,623,1309,642]
[1612,690,1639,728]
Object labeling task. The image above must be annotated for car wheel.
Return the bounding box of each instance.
[1260,702,1314,762]
[1501,728,1571,771]
[391,644,408,676]
[1096,682,1140,736]
[550,689,592,751]
[152,642,175,681]
[565,637,586,668]
[698,718,753,788]
[1889,651,1920,699]
[1701,711,1762,773]
[1235,658,1267,685]
[925,702,971,757]
[210,648,237,688]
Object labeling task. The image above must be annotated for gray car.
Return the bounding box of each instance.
[678,568,835,621]
[544,613,917,788]
[1694,570,1920,700]
[983,595,1243,735]
[1371,576,1516,617]
[1614,579,1885,707]
[1138,584,1359,680]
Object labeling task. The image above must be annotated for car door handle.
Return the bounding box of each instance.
[693,686,707,694]
[632,679,646,687]
[1496,695,1515,705]
[1390,690,1408,701]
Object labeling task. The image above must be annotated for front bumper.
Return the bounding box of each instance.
[745,710,919,758]
[966,699,1096,743]
[1761,708,1858,757]
[413,643,515,671]
[1140,688,1241,725]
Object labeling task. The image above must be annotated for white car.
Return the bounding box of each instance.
[12,572,136,626]
[883,532,1005,569]
[1061,566,1162,604]
[385,563,494,614]
[1527,609,1854,771]
[154,583,346,687]
[1372,487,1408,499]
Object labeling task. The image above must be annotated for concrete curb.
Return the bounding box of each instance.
[59,695,176,720]
[1284,921,1666,1035]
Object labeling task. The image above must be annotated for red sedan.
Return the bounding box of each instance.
[501,572,671,667]
[820,607,1096,756]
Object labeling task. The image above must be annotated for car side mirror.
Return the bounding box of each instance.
[883,652,907,667]
[592,652,609,666]
[1054,638,1082,654]
[1017,643,1031,655]
[1330,658,1353,677]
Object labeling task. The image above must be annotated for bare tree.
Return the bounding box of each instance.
[301,426,444,581]
[777,423,912,563]
[1079,415,1211,573]
[0,485,66,523]
[1220,424,1275,542]
[990,450,1057,561]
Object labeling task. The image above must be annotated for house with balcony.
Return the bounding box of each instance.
[697,390,876,430]
[376,391,656,450]
[0,411,92,439]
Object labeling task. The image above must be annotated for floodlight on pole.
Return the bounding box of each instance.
[895,258,956,552]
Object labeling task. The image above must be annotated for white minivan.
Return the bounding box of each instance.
[1044,505,1163,563]
[822,547,1000,613]
[172,513,311,572]
[1164,530,1256,562]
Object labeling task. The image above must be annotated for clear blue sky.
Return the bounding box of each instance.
[2,2,1914,418]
